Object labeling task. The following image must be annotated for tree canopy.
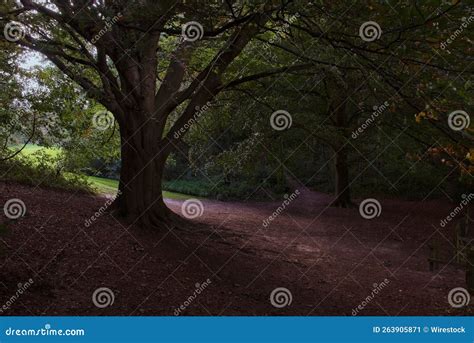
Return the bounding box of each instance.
[1,0,472,226]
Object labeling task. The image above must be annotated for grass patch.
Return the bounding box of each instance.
[163,179,213,198]
[6,144,196,200]
[163,190,195,200]
[0,155,92,193]
[87,175,193,200]
[87,176,119,194]
[15,144,62,159]
[162,178,276,200]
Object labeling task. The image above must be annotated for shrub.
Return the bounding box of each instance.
[0,151,92,193]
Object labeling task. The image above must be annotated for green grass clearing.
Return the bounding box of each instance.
[12,144,195,200]
[14,144,62,158]
[87,176,194,200]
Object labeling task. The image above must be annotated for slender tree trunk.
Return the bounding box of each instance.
[329,85,353,208]
[332,146,353,208]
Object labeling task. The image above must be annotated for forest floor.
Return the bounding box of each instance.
[0,182,472,316]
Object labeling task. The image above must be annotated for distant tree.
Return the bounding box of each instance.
[0,39,34,161]
[184,0,473,205]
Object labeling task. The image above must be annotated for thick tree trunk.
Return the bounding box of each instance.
[332,147,353,208]
[113,122,171,227]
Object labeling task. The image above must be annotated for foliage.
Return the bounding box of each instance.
[0,150,92,193]
[0,0,472,205]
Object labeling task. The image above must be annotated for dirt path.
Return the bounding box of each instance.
[0,182,471,316]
